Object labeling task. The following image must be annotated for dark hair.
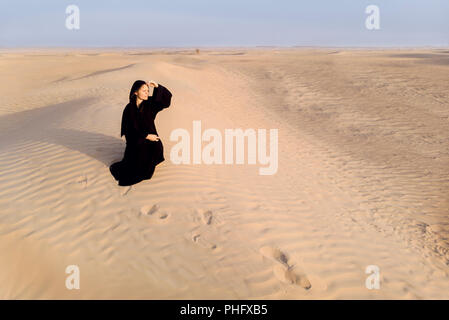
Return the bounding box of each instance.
[121,80,148,138]
[129,80,148,103]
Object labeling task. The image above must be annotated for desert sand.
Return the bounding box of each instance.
[0,48,448,299]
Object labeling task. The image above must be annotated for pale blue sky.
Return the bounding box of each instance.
[0,0,448,47]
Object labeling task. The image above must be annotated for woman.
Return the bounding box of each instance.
[109,80,172,186]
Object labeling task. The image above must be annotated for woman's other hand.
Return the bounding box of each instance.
[146,134,160,141]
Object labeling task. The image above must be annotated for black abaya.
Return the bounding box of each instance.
[110,84,172,186]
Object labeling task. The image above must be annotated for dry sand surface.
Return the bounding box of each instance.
[0,48,448,299]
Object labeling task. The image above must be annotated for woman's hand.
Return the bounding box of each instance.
[147,80,159,88]
[146,134,160,141]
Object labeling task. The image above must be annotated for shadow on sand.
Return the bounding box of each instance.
[0,96,125,166]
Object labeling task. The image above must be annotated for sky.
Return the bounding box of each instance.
[0,0,448,47]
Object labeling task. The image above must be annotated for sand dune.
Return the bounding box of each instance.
[0,48,448,299]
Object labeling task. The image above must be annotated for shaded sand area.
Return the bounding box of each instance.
[0,48,448,299]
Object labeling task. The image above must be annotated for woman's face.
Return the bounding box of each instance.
[135,84,149,100]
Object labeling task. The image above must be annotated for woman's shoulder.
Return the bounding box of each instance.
[123,102,134,111]
[122,102,135,118]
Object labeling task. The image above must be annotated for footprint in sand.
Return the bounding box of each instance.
[141,204,170,221]
[199,209,213,225]
[192,234,201,242]
[259,246,289,266]
[191,233,217,250]
[259,246,311,290]
[158,212,169,219]
[194,208,224,225]
[272,265,312,289]
[141,204,159,215]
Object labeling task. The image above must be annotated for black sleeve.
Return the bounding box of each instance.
[151,84,172,114]
[121,106,147,145]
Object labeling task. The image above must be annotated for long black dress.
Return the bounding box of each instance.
[109,84,172,186]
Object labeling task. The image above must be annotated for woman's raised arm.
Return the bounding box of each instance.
[150,83,172,114]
